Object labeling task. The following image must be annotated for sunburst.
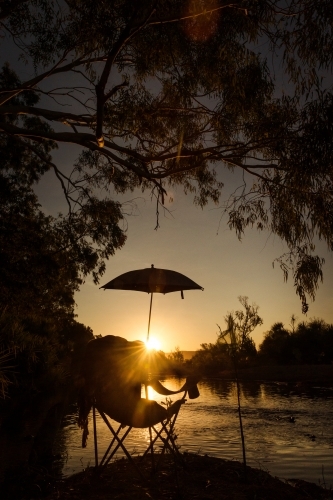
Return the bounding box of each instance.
[145,336,161,351]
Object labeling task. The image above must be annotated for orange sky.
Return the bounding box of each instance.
[73,185,333,352]
[34,144,333,353]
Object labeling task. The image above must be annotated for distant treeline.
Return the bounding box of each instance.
[183,318,333,376]
[258,319,333,364]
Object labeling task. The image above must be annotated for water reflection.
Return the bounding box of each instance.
[54,378,333,486]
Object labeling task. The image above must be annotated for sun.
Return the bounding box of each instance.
[145,336,161,351]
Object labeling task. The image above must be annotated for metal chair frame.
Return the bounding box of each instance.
[91,392,186,479]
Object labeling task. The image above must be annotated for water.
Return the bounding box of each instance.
[55,378,333,486]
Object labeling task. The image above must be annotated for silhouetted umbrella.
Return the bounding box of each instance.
[101,264,203,341]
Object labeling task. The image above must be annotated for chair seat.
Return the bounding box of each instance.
[96,396,184,428]
[91,400,185,479]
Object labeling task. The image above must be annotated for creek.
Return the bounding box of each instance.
[54,377,333,487]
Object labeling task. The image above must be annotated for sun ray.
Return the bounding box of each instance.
[145,336,161,351]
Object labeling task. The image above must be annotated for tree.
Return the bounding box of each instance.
[0,307,94,400]
[191,341,232,374]
[191,296,261,373]
[217,296,259,472]
[0,158,125,321]
[168,346,185,364]
[1,1,333,311]
[258,322,291,364]
[218,296,261,366]
[258,318,333,364]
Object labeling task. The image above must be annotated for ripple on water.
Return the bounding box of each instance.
[54,378,333,486]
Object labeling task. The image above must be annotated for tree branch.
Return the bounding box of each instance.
[0,105,94,126]
[95,4,157,147]
[148,3,244,26]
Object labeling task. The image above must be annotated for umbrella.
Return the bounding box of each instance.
[101,264,203,341]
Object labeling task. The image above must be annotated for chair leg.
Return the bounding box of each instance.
[154,411,185,471]
[90,402,185,480]
[139,419,184,474]
[153,421,182,461]
[144,384,155,472]
[164,409,183,457]
[102,426,133,468]
[141,429,160,460]
[93,404,98,468]
[148,425,155,472]
[96,408,146,480]
[99,422,122,467]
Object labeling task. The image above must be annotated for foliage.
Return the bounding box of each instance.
[0,102,126,322]
[0,1,332,311]
[192,296,261,374]
[218,296,261,366]
[259,317,333,364]
[0,349,13,398]
[0,59,126,328]
[193,312,333,375]
[0,307,93,399]
[191,340,232,375]
[257,322,291,364]
[168,346,185,364]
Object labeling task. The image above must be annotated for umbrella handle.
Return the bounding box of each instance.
[147,292,153,342]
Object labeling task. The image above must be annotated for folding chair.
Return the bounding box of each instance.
[78,335,199,479]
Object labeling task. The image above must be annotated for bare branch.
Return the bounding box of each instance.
[95,4,157,146]
[0,105,94,126]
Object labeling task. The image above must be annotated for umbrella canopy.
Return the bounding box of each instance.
[101,264,203,342]
[101,264,203,295]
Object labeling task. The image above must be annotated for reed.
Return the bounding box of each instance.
[218,315,247,478]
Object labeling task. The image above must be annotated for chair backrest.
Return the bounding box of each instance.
[78,335,199,443]
[81,335,147,395]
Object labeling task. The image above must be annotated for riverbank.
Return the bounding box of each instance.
[44,453,332,500]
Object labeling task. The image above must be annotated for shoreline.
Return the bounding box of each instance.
[42,453,333,500]
[218,364,333,383]
[160,363,333,384]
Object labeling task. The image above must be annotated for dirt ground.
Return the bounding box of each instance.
[45,453,333,500]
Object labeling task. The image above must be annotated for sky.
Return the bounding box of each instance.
[3,21,333,353]
[73,192,333,352]
[49,171,332,353]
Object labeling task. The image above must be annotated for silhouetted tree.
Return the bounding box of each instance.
[292,319,333,364]
[168,346,185,364]
[192,296,261,373]
[191,341,232,375]
[218,296,261,366]
[1,1,333,311]
[258,322,291,364]
[258,318,333,364]
[0,308,94,399]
